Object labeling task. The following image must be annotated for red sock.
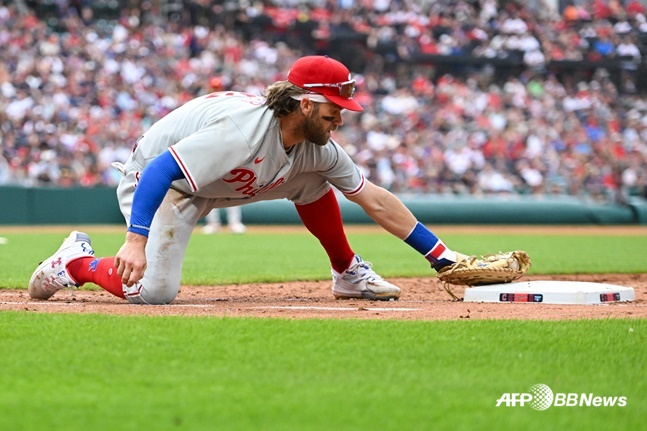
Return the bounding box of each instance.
[66,257,126,299]
[295,189,355,273]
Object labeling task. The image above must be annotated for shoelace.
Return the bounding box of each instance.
[349,261,383,282]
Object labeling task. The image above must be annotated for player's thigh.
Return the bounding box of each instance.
[133,190,210,304]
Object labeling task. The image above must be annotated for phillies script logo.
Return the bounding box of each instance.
[223,168,284,197]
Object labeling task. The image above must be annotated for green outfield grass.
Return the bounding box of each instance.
[0,227,645,430]
[1,229,646,288]
[0,313,644,431]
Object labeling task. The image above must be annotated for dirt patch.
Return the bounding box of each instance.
[2,274,644,320]
[2,225,645,320]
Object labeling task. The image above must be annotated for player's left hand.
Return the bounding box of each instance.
[437,250,531,300]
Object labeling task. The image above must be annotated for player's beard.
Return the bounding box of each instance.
[303,106,332,146]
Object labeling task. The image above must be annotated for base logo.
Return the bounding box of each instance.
[496,384,627,410]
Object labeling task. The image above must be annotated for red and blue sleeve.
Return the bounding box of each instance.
[127,150,185,237]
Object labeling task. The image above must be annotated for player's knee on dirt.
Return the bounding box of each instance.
[124,281,179,305]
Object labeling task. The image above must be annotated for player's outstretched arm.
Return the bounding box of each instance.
[115,150,185,286]
[345,180,461,269]
[344,180,417,239]
[345,180,531,294]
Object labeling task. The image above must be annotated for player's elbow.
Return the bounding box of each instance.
[347,181,392,214]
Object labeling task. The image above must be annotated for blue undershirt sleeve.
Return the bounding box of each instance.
[127,150,185,237]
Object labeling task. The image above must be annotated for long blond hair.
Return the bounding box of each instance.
[263,81,308,117]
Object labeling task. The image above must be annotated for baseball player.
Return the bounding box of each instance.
[203,207,246,234]
[29,55,471,304]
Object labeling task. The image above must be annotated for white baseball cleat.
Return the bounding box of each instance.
[228,222,247,234]
[332,255,401,300]
[28,231,95,300]
[202,223,221,234]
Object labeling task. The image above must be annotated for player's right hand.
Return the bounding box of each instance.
[115,232,148,287]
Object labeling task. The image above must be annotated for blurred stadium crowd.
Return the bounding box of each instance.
[1,0,646,202]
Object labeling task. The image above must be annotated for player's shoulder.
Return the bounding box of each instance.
[199,91,266,107]
[178,91,264,113]
[318,138,345,154]
[297,138,352,167]
[182,91,271,124]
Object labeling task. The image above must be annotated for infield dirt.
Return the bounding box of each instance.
[1,225,645,320]
[1,273,645,320]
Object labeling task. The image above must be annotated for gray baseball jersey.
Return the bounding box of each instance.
[117,91,367,304]
[130,91,366,201]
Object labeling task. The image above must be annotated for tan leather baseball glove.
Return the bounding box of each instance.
[437,251,532,300]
